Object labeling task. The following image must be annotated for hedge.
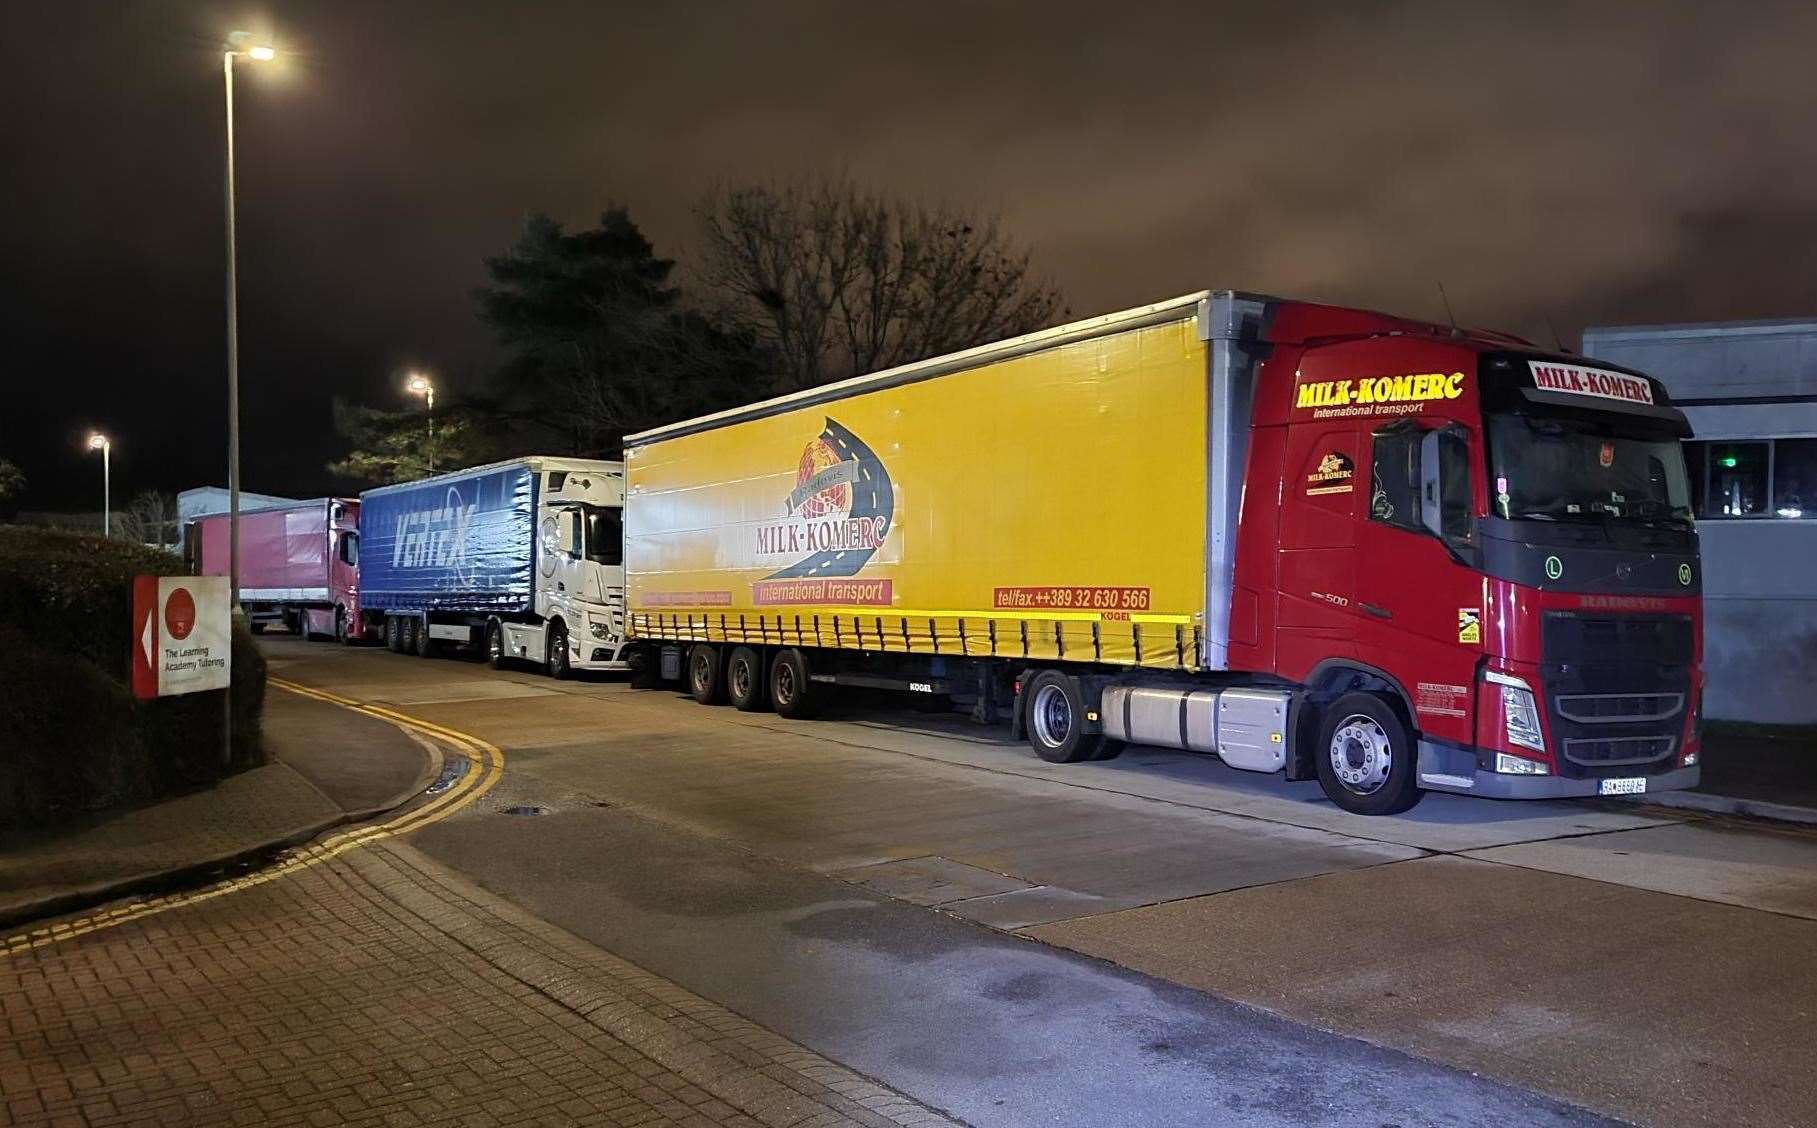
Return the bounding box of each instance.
[0,527,266,828]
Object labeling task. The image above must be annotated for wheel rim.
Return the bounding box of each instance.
[690,652,711,694]
[1030,683,1072,748]
[552,628,567,672]
[1329,715,1393,795]
[488,625,502,662]
[335,610,345,642]
[731,657,752,699]
[775,661,795,705]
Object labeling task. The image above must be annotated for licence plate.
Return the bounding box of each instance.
[1599,777,1647,796]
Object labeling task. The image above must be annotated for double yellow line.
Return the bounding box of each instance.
[0,679,503,960]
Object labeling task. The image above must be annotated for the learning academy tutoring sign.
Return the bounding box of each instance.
[131,576,232,699]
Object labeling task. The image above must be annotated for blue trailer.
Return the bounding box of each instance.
[356,456,628,676]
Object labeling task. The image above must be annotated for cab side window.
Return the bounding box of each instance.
[1371,425,1422,532]
[338,532,359,566]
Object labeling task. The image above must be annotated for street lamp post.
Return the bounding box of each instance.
[86,432,111,537]
[221,32,274,770]
[405,372,436,473]
[223,31,275,619]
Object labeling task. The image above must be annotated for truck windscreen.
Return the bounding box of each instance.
[1487,414,1692,527]
[581,505,622,566]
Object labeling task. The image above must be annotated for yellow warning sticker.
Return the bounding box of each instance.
[1458,608,1481,645]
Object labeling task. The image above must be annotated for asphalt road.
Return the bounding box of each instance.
[264,637,1817,1127]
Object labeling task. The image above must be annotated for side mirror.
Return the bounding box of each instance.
[1420,426,1476,557]
[1419,430,1444,539]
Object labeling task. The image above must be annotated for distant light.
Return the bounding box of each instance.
[1777,507,1804,519]
[405,373,433,396]
[1718,456,1739,468]
[86,432,110,451]
[247,45,277,61]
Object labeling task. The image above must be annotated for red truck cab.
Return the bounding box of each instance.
[1230,306,1700,811]
[188,497,365,643]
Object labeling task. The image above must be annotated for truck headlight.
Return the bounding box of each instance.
[587,614,615,640]
[1485,670,1546,754]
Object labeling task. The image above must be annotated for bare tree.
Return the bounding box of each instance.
[115,490,178,548]
[697,178,1064,393]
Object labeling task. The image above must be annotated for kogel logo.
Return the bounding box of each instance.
[754,418,894,579]
[391,486,479,584]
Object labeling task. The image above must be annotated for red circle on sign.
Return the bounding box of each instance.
[165,587,197,640]
[1599,442,1615,468]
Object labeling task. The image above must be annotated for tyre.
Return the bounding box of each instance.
[335,606,354,646]
[547,620,572,680]
[1092,739,1126,762]
[412,617,435,658]
[1022,669,1110,763]
[727,646,767,712]
[485,619,508,670]
[385,615,403,652]
[769,649,815,719]
[1315,692,1423,816]
[687,644,724,705]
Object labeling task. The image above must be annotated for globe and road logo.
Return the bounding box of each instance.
[758,418,894,580]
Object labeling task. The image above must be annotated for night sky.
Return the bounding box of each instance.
[7,1,1816,510]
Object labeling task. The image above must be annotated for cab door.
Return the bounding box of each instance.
[1275,423,1364,673]
[1352,421,1484,742]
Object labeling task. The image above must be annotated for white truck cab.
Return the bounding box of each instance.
[504,462,628,674]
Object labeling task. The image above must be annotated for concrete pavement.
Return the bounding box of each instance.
[259,637,1817,1127]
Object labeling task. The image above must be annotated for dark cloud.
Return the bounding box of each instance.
[5,0,1815,507]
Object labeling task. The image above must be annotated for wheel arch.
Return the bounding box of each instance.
[1295,660,1422,781]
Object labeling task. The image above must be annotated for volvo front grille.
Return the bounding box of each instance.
[1562,735,1677,767]
[1555,693,1684,724]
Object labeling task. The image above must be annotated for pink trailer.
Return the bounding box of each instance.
[186,498,365,642]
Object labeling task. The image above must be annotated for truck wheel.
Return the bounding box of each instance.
[687,644,724,705]
[485,619,509,670]
[547,621,572,680]
[384,616,402,652]
[335,607,353,646]
[413,617,436,658]
[1315,692,1423,816]
[1023,670,1108,763]
[769,649,815,719]
[727,646,768,712]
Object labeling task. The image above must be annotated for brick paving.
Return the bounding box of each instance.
[0,840,960,1128]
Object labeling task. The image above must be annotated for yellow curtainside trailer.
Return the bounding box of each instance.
[624,298,1224,671]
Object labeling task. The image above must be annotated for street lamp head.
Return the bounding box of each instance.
[226,31,277,59]
[86,431,109,451]
[405,373,433,396]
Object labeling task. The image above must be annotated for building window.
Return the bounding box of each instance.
[1685,438,1816,519]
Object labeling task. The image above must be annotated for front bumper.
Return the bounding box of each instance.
[571,641,631,672]
[1418,745,1700,800]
